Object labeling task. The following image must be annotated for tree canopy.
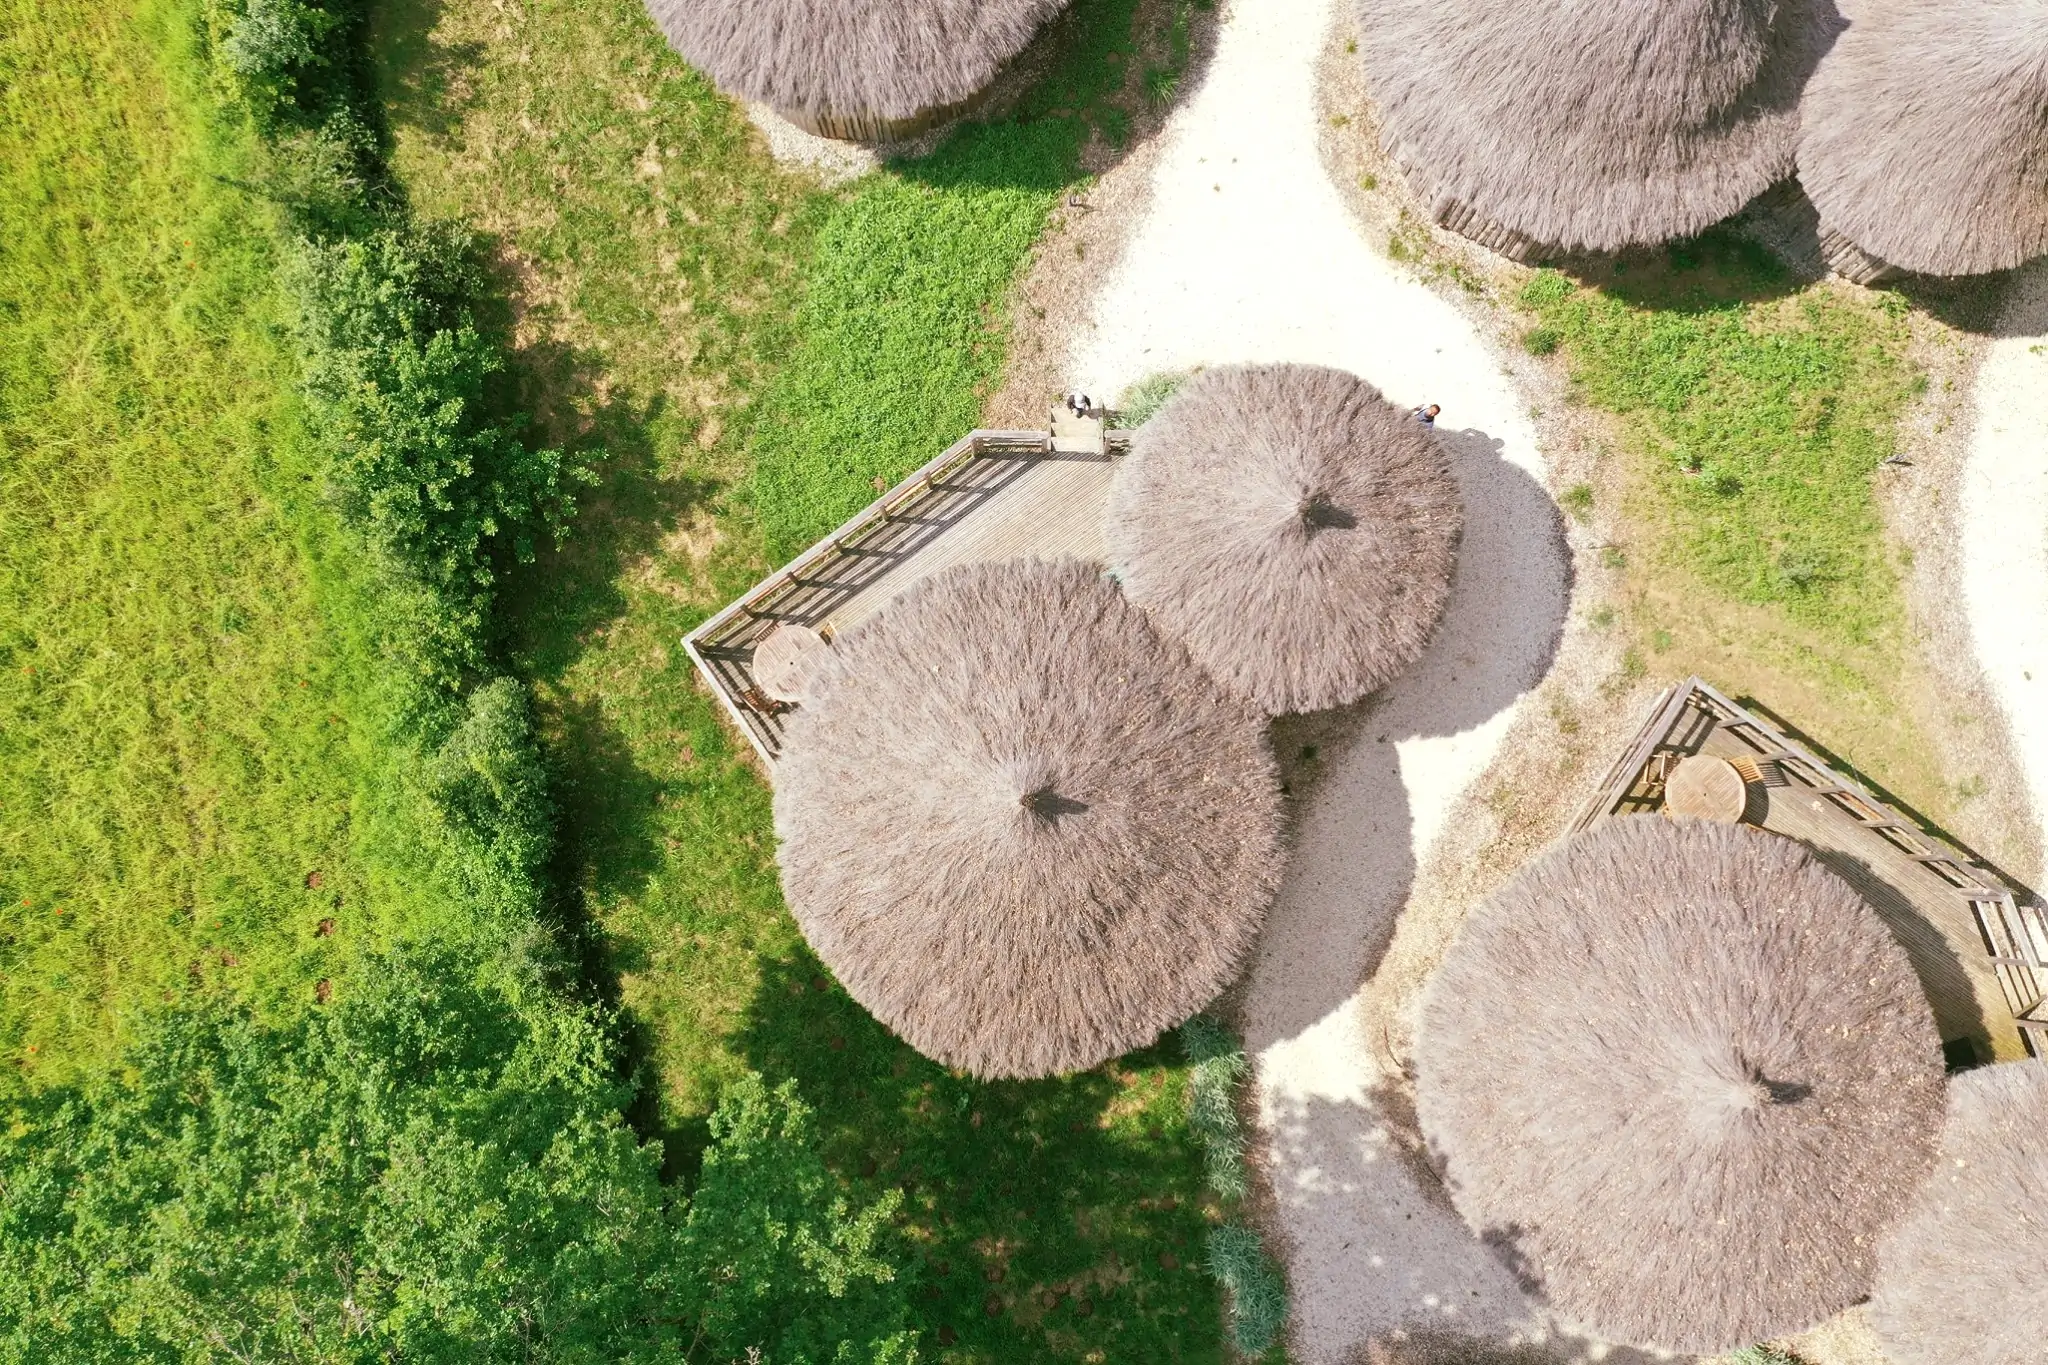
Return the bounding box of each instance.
[0,948,916,1364]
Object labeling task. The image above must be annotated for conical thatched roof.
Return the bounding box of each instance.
[1797,0,2048,278]
[1104,364,1460,716]
[772,558,1284,1079]
[1354,0,1837,255]
[644,0,1066,136]
[1415,818,1945,1354]
[1869,1061,2048,1365]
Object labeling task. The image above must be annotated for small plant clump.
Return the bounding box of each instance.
[1559,482,1595,522]
[1181,1016,1288,1356]
[1118,370,1193,428]
[1522,324,1563,355]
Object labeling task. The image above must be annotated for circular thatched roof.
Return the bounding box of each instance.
[772,558,1284,1079]
[644,0,1066,129]
[1104,364,1460,716]
[1414,818,1945,1353]
[1354,0,1836,254]
[1869,1061,2048,1365]
[1796,0,2048,278]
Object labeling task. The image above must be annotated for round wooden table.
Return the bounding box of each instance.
[754,623,833,705]
[1664,755,1750,824]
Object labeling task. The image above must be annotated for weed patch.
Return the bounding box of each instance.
[1519,243,1915,648]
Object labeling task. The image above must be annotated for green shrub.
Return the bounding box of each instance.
[1182,1014,1250,1200]
[285,225,590,688]
[1118,370,1192,427]
[1522,325,1563,356]
[1207,1223,1287,1357]
[421,678,554,921]
[1520,268,1575,308]
[1697,463,1742,497]
[1181,1019,1287,1350]
[682,1074,919,1364]
[1559,481,1594,521]
[0,946,674,1361]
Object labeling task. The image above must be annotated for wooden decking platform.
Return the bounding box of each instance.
[1577,679,2048,1062]
[685,426,1127,763]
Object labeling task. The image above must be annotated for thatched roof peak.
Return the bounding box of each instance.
[1355,0,1838,254]
[1415,818,1945,1353]
[1869,1061,2048,1365]
[1105,364,1460,716]
[645,0,1066,130]
[771,559,1284,1079]
[1797,0,2048,278]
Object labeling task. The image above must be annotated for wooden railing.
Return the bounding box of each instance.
[683,426,1125,764]
[1580,677,2048,1057]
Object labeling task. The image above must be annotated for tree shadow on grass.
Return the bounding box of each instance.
[729,946,1227,1361]
[370,0,487,144]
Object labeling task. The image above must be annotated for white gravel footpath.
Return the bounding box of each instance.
[1963,262,2048,862]
[1066,0,1576,1358]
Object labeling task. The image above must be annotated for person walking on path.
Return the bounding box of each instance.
[1411,403,1441,427]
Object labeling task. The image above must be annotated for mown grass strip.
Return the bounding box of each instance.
[0,0,402,1086]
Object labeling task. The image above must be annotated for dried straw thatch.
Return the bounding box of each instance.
[1104,364,1460,716]
[1797,0,2048,279]
[1415,817,1945,1353]
[1868,1061,2048,1365]
[643,0,1067,140]
[772,558,1284,1079]
[1353,0,1838,257]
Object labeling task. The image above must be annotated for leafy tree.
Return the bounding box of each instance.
[0,951,914,1363]
[680,1075,917,1365]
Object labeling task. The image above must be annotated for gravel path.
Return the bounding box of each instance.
[1065,0,1579,1357]
[1963,262,2048,862]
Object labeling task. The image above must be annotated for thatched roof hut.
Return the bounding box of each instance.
[1414,818,1945,1353]
[644,0,1067,141]
[772,558,1284,1079]
[1353,0,1836,258]
[1869,1061,2048,1365]
[1796,0,2048,280]
[1104,364,1460,716]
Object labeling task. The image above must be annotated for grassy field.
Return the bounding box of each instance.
[374,0,1236,1359]
[0,0,407,1089]
[1516,237,1954,821]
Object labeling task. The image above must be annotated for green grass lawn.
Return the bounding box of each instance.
[0,0,407,1090]
[374,0,1234,1358]
[1518,237,1954,818]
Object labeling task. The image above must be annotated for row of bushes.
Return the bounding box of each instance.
[0,1,924,1359]
[1181,1017,1289,1357]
